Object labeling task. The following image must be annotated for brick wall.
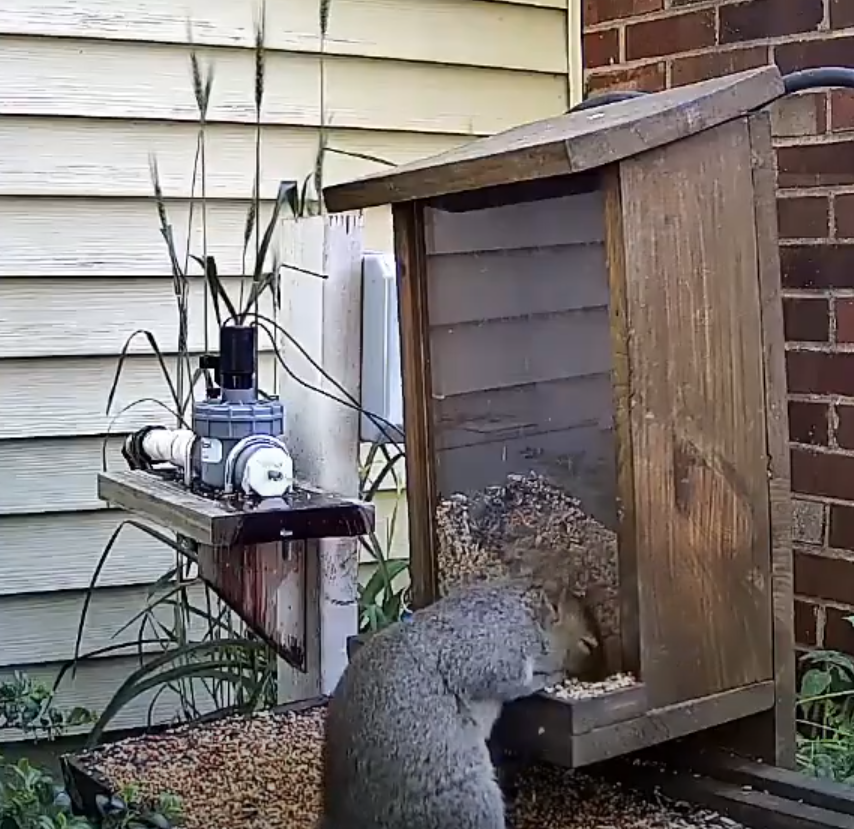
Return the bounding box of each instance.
[582,0,854,656]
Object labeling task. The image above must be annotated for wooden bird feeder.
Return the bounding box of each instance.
[324,66,795,769]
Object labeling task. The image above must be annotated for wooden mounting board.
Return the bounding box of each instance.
[652,745,854,818]
[98,469,375,546]
[608,753,854,829]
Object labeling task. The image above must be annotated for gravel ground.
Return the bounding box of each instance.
[75,705,744,829]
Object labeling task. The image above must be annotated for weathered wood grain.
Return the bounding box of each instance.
[619,117,774,707]
[98,470,375,547]
[324,67,785,211]
[749,110,797,768]
[393,202,439,608]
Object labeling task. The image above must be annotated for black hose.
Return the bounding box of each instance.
[568,67,854,117]
[782,67,854,94]
[568,90,649,113]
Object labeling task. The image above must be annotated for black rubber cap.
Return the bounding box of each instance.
[219,325,256,390]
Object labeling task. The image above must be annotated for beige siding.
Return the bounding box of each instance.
[0,0,576,738]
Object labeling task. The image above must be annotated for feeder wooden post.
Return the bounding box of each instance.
[277,212,365,701]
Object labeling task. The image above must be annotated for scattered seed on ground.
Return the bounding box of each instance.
[75,705,744,829]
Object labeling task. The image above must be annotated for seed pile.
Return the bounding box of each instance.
[544,672,638,701]
[74,707,324,829]
[508,764,745,829]
[435,471,621,645]
[75,706,744,829]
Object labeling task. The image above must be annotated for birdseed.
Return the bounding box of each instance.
[74,706,744,829]
[544,672,638,701]
[435,471,621,653]
[509,764,746,829]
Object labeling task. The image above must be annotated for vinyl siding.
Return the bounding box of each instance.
[0,0,577,739]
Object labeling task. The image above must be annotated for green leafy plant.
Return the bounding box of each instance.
[356,442,410,633]
[796,617,854,783]
[0,677,181,829]
[0,757,92,829]
[93,784,183,829]
[0,674,95,743]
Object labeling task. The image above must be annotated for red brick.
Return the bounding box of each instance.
[795,600,819,647]
[777,142,854,188]
[836,298,854,342]
[835,194,854,238]
[777,197,829,239]
[792,447,854,501]
[830,503,854,549]
[776,36,854,73]
[783,297,830,342]
[721,0,823,43]
[831,90,854,132]
[836,405,854,449]
[781,245,854,289]
[796,549,854,604]
[586,62,666,94]
[790,401,829,445]
[830,0,854,29]
[626,9,715,61]
[671,46,769,87]
[584,0,662,25]
[825,605,854,654]
[788,351,854,395]
[584,28,620,68]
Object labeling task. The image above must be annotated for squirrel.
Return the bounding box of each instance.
[318,575,605,829]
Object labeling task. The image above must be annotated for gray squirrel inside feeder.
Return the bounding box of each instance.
[324,66,794,770]
[98,323,375,672]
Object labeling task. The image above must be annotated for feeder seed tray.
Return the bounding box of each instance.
[545,673,639,701]
[65,702,748,829]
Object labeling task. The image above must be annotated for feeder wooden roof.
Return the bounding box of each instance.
[323,65,784,213]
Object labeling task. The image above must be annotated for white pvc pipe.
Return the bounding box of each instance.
[140,428,196,471]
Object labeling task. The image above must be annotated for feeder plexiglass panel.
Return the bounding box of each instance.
[425,187,623,667]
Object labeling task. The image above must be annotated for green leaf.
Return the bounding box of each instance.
[801,668,833,700]
[105,329,182,421]
[68,518,191,683]
[801,650,854,675]
[190,255,237,323]
[249,180,291,288]
[84,639,267,746]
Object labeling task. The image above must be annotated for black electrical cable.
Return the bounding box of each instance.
[250,320,405,447]
[253,312,406,443]
[219,312,406,443]
[568,90,649,112]
[569,67,854,116]
[782,67,854,94]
